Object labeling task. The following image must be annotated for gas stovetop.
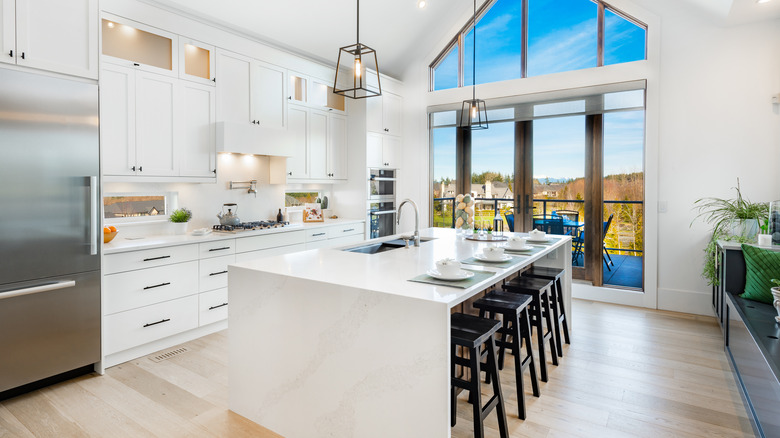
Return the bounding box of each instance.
[212,221,292,233]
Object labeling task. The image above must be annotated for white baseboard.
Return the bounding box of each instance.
[657,288,715,317]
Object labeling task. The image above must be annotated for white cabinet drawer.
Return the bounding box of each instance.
[329,234,365,248]
[234,243,306,263]
[305,240,333,250]
[199,239,236,258]
[328,223,363,239]
[199,254,235,292]
[104,261,198,315]
[306,228,329,242]
[235,230,305,253]
[105,244,199,274]
[199,288,228,326]
[104,295,199,355]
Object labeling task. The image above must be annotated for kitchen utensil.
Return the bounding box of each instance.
[217,203,241,226]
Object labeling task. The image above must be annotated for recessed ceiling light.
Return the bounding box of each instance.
[417,0,427,9]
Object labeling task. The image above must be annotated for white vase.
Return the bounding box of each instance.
[172,222,188,235]
[772,287,780,323]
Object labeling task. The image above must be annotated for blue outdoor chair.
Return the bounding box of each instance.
[572,214,614,270]
[505,213,514,232]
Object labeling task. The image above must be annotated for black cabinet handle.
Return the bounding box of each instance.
[212,77,216,82]
[209,270,228,276]
[139,166,143,172]
[312,232,326,237]
[143,318,170,328]
[131,166,136,171]
[133,63,140,67]
[343,229,354,232]
[212,169,217,174]
[384,128,388,132]
[8,50,12,57]
[288,171,292,176]
[208,247,231,252]
[20,52,24,60]
[143,282,171,290]
[143,255,171,262]
[209,302,228,310]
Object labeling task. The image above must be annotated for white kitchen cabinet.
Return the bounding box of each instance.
[311,77,346,114]
[251,60,287,129]
[101,63,216,180]
[303,222,365,250]
[199,288,228,327]
[7,0,98,78]
[216,49,252,125]
[309,109,328,180]
[288,105,347,182]
[367,132,400,168]
[100,63,136,177]
[179,37,215,86]
[367,92,402,136]
[287,105,309,180]
[180,81,216,177]
[328,115,347,179]
[135,70,178,176]
[0,0,14,67]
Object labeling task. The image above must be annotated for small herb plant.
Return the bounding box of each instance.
[772,279,780,288]
[487,225,493,233]
[169,208,192,223]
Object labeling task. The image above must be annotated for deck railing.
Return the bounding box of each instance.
[432,197,644,256]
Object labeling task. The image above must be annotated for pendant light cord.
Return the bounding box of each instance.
[357,0,360,46]
[472,0,476,101]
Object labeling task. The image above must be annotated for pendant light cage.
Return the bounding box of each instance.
[460,99,488,130]
[460,0,489,129]
[333,43,382,99]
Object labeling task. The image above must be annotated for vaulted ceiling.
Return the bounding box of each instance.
[148,0,780,79]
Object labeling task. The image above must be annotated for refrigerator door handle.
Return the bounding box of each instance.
[0,281,76,300]
[89,176,98,255]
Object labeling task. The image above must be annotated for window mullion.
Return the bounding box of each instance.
[597,1,605,67]
[521,0,528,78]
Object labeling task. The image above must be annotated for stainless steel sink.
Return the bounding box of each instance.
[343,237,435,254]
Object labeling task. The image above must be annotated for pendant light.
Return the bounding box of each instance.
[460,0,488,129]
[333,0,382,99]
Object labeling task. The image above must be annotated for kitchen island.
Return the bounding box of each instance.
[228,227,571,438]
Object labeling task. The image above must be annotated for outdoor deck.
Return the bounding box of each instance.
[574,253,643,289]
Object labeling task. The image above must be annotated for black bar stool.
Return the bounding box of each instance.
[451,313,509,438]
[502,276,558,382]
[473,290,539,420]
[523,266,571,357]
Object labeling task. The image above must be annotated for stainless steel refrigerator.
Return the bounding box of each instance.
[0,67,101,397]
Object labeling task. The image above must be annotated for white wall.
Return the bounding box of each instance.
[399,0,780,315]
[656,15,780,314]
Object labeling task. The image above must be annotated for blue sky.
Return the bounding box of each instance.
[432,0,646,182]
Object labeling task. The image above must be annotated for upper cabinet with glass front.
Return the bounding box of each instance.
[179,37,215,86]
[101,15,178,77]
[287,71,346,115]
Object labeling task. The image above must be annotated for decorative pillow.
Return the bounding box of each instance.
[740,244,780,304]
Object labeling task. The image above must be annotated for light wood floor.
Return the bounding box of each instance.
[0,299,753,438]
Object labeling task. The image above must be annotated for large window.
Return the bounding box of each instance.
[429,0,647,91]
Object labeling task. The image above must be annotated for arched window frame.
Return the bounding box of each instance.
[428,0,647,91]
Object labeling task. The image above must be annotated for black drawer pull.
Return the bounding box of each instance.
[143,282,171,290]
[209,270,228,276]
[312,232,326,237]
[209,302,228,310]
[343,228,355,232]
[143,255,171,262]
[208,247,231,252]
[143,318,170,328]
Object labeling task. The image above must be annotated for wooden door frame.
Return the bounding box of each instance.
[584,114,604,285]
[513,120,533,232]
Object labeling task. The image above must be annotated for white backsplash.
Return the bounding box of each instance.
[104,154,333,236]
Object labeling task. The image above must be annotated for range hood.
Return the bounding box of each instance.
[216,121,293,156]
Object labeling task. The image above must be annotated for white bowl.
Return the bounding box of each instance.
[529,230,546,240]
[436,259,462,277]
[483,246,505,260]
[507,237,528,250]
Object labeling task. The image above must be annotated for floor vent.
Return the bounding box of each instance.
[148,347,189,363]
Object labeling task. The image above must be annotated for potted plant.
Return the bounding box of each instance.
[169,208,192,235]
[692,179,768,285]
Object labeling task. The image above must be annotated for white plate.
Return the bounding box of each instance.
[474,253,513,262]
[526,238,551,243]
[426,269,475,281]
[504,245,532,252]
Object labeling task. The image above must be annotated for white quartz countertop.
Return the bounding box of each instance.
[103,218,365,255]
[231,227,571,308]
